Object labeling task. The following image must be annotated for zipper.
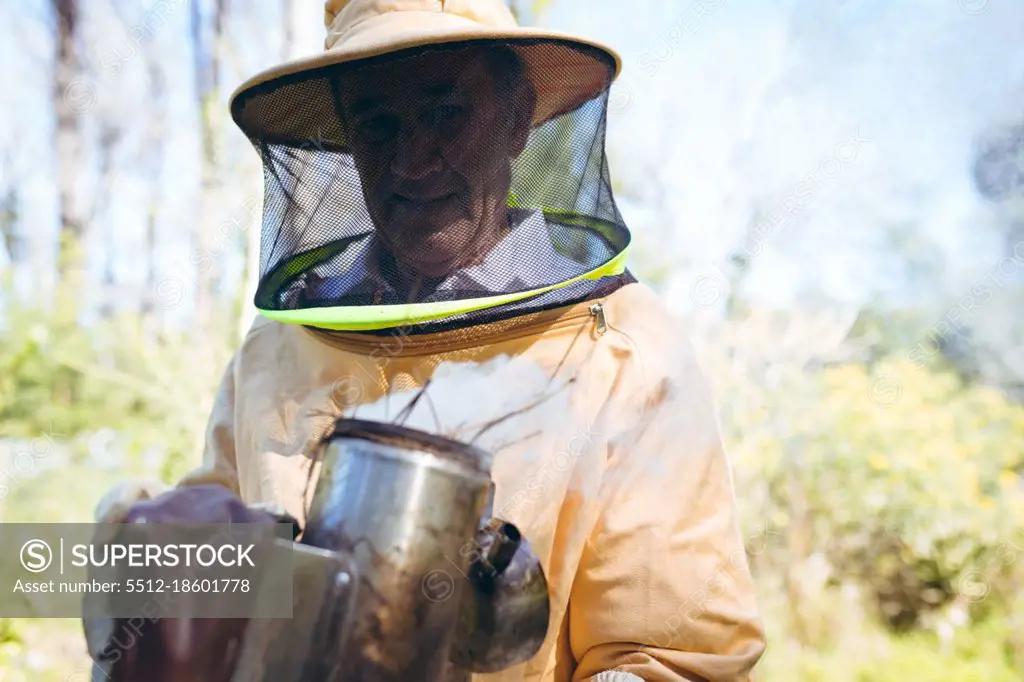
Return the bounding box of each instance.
[305,300,598,355]
[302,290,624,354]
[589,302,607,335]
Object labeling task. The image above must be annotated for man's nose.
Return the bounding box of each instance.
[391,125,444,181]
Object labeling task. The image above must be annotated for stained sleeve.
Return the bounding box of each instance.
[569,348,766,681]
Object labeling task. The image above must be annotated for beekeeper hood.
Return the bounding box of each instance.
[229,0,631,332]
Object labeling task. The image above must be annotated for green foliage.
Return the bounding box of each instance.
[0,281,237,677]
[0,283,233,487]
[687,306,1024,677]
[720,346,1024,610]
[758,614,1021,682]
[0,618,86,682]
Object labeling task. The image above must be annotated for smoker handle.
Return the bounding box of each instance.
[308,546,362,681]
[230,540,361,682]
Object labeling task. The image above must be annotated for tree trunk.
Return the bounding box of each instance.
[191,0,228,341]
[140,61,166,335]
[97,124,120,320]
[0,183,18,268]
[51,0,86,298]
[237,0,296,342]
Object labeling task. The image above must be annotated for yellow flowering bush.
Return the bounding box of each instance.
[718,351,1024,632]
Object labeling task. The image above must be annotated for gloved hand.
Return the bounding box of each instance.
[85,485,297,682]
[122,484,276,525]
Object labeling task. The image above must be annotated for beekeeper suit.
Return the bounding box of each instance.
[86,1,766,680]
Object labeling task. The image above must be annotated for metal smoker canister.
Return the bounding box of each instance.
[302,418,493,682]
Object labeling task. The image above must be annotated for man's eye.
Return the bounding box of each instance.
[355,115,399,142]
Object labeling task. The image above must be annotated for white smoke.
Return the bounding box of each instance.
[344,354,575,469]
[580,0,1024,312]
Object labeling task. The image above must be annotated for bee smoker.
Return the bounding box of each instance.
[230,418,550,682]
[300,418,551,682]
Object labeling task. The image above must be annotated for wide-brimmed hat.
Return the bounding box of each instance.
[228,0,622,149]
[233,0,632,333]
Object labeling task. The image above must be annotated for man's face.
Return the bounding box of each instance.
[336,47,534,278]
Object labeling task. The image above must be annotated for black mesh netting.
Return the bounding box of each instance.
[230,39,633,334]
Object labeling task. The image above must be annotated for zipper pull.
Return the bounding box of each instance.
[589,302,607,335]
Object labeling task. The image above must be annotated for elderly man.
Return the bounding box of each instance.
[86,1,766,681]
[292,44,584,307]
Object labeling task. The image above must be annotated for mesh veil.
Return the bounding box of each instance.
[230,39,632,334]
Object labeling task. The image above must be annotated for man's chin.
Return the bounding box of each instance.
[394,251,470,279]
[380,221,475,267]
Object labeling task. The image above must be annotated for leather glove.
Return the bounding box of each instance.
[84,485,297,682]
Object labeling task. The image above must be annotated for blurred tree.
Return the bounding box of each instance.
[96,122,123,320]
[139,58,168,332]
[50,0,86,296]
[702,308,1024,636]
[237,0,299,342]
[973,124,1024,203]
[0,178,19,266]
[508,0,556,24]
[191,0,229,340]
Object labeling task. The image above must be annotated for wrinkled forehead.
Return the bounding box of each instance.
[333,46,499,116]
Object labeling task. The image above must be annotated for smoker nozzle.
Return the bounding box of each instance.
[471,519,522,592]
[451,518,550,674]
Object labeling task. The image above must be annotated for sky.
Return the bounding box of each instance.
[1,0,1023,323]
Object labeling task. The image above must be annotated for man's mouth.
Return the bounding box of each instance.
[394,192,456,206]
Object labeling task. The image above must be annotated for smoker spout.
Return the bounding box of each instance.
[449,520,550,673]
[471,519,521,592]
